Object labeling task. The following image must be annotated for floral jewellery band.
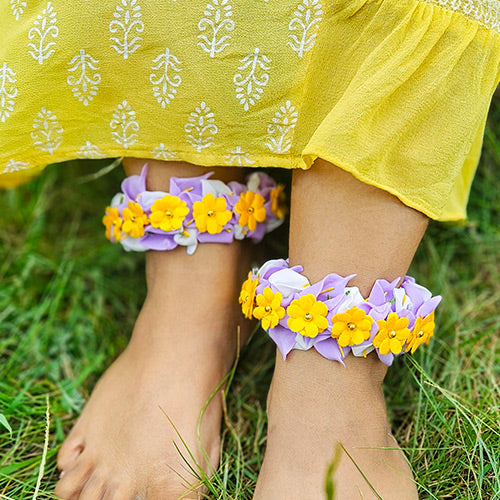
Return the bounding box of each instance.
[102,164,287,254]
[239,259,442,367]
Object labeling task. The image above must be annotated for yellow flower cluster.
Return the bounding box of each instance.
[102,201,150,240]
[239,279,435,356]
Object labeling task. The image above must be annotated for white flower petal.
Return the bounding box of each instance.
[257,258,288,278]
[336,287,365,313]
[394,288,413,311]
[269,268,310,298]
[137,190,168,208]
[293,333,314,351]
[233,225,246,240]
[265,216,284,233]
[110,192,125,207]
[351,344,375,357]
[246,172,261,192]
[201,179,232,197]
[120,236,147,252]
[174,228,198,255]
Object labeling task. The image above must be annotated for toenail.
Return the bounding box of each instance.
[59,471,65,479]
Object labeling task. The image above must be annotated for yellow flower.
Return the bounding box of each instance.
[234,191,266,231]
[149,194,189,232]
[121,201,149,238]
[253,287,285,330]
[373,312,411,355]
[287,294,329,338]
[102,206,122,242]
[405,312,435,354]
[193,193,232,234]
[239,271,258,319]
[331,306,373,347]
[270,184,287,219]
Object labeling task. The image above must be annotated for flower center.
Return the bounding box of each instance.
[248,207,254,213]
[389,330,396,338]
[165,210,172,218]
[264,305,271,313]
[417,330,424,338]
[207,210,215,217]
[347,322,356,330]
[304,312,312,321]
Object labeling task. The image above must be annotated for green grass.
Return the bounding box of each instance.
[1,98,500,499]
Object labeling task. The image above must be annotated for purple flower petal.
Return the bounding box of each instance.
[140,232,177,251]
[197,228,234,244]
[169,172,212,198]
[376,351,394,366]
[248,222,266,243]
[314,338,347,365]
[269,326,297,360]
[416,295,442,317]
[122,163,147,201]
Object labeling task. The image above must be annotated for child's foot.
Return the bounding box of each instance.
[55,244,251,500]
[253,351,418,500]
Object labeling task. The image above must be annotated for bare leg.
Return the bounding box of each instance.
[55,159,252,500]
[254,158,428,499]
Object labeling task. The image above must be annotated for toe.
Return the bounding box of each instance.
[54,456,93,500]
[57,433,85,472]
[78,473,106,500]
[101,482,136,500]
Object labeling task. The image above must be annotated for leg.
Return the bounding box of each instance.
[254,158,428,499]
[55,159,252,500]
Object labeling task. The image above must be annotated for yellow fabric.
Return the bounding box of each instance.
[2,0,500,222]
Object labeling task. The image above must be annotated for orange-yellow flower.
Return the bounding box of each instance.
[193,193,232,234]
[102,206,122,242]
[287,294,328,338]
[405,312,435,354]
[331,306,373,347]
[270,184,287,219]
[239,272,259,319]
[373,312,411,355]
[121,201,149,238]
[253,287,285,330]
[235,191,266,231]
[150,194,189,232]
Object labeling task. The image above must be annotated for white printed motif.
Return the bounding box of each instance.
[150,49,182,108]
[67,50,101,106]
[151,143,179,160]
[110,100,139,148]
[28,1,59,65]
[31,107,63,154]
[2,159,30,174]
[184,101,218,152]
[421,0,500,34]
[225,146,255,166]
[0,63,17,123]
[197,0,234,58]
[78,141,106,158]
[265,100,298,154]
[10,0,27,21]
[233,48,271,111]
[109,0,144,60]
[288,0,323,58]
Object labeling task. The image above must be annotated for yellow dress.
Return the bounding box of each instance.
[2,0,500,222]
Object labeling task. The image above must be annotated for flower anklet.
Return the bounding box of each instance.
[102,164,286,254]
[239,259,441,366]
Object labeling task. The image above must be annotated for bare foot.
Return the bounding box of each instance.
[55,244,252,500]
[253,350,418,500]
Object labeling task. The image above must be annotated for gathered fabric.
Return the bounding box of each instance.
[1,0,500,222]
